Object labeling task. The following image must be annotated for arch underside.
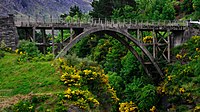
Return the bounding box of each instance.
[56,27,164,78]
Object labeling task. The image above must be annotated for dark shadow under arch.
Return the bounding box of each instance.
[56,27,163,77]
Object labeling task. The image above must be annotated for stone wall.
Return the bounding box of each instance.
[0,14,18,50]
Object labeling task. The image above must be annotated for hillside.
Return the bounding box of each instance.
[0,0,92,17]
[0,52,65,109]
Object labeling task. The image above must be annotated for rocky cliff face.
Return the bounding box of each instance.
[0,0,92,17]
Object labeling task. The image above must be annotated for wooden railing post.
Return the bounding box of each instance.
[98,18,100,25]
[50,15,52,23]
[28,16,30,26]
[21,15,23,26]
[36,15,38,23]
[153,29,156,59]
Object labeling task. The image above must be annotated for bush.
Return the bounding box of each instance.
[0,50,5,59]
[18,40,40,58]
[53,56,119,111]
[16,40,54,63]
[0,40,7,50]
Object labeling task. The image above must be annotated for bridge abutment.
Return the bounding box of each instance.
[0,14,18,50]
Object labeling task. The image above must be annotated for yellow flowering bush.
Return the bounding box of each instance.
[143,36,153,43]
[192,35,200,43]
[119,101,138,112]
[64,88,100,109]
[54,57,119,111]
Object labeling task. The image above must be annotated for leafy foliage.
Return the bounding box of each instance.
[69,5,82,18]
[157,36,200,111]
[53,56,119,111]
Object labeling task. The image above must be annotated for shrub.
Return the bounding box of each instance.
[18,40,40,58]
[16,40,54,63]
[53,56,119,111]
[13,100,35,112]
[0,40,7,50]
[0,50,5,59]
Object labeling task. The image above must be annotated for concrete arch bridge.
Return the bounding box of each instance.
[0,15,194,80]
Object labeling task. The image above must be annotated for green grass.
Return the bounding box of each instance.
[0,53,65,97]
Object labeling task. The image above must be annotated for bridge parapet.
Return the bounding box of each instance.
[14,15,188,30]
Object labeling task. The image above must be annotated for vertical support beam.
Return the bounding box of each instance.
[99,18,101,25]
[70,27,73,42]
[167,29,171,63]
[41,29,46,54]
[52,26,55,56]
[137,29,140,42]
[33,26,36,42]
[61,29,64,47]
[25,29,28,40]
[140,30,144,60]
[153,29,156,59]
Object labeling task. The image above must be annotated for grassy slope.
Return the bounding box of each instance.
[0,53,65,97]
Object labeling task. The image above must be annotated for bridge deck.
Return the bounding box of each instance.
[14,15,188,31]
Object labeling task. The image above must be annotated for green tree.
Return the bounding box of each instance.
[113,0,136,9]
[135,0,156,19]
[181,0,194,14]
[161,1,175,20]
[193,0,200,19]
[90,0,136,18]
[112,5,138,20]
[69,5,82,18]
[89,0,114,18]
[104,35,127,73]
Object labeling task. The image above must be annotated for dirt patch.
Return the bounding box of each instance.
[0,93,33,109]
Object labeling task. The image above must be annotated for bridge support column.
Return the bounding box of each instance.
[33,26,36,42]
[61,29,64,47]
[41,29,46,54]
[167,29,171,62]
[137,29,140,42]
[70,28,73,42]
[153,29,156,59]
[154,30,171,62]
[52,27,55,56]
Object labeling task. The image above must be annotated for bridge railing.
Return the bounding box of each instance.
[14,15,188,27]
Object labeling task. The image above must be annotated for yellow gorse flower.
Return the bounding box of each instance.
[20,51,23,55]
[176,54,182,59]
[168,75,172,81]
[15,49,19,53]
[150,106,156,112]
[83,69,92,75]
[179,87,185,93]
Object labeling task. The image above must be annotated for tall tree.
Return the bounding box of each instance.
[112,5,138,20]
[89,0,114,18]
[193,0,200,19]
[90,0,136,18]
[161,1,175,20]
[69,5,82,18]
[113,0,136,9]
[181,0,194,14]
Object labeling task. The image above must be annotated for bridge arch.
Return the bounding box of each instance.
[56,27,163,77]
